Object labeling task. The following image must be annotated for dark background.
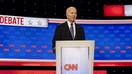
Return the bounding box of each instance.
[0,0,132,19]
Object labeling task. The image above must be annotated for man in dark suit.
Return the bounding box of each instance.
[52,6,85,53]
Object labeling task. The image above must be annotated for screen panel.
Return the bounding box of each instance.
[0,18,132,66]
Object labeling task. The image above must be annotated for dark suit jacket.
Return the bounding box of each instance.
[52,21,85,53]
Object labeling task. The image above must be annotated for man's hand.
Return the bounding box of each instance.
[53,48,56,53]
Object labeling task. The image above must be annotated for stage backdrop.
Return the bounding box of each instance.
[0,15,132,66]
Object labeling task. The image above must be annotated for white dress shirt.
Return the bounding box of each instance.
[67,21,76,38]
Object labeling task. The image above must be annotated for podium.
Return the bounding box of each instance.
[56,40,95,74]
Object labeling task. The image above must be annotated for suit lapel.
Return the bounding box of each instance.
[65,22,73,40]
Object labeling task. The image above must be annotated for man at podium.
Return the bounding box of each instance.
[52,6,85,53]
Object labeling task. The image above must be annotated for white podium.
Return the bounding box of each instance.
[56,40,95,74]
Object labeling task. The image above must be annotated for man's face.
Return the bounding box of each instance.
[66,7,77,23]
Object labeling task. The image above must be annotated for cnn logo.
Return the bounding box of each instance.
[64,64,78,71]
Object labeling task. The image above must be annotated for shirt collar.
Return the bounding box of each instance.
[67,20,75,28]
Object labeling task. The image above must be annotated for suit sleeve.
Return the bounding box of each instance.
[52,26,61,53]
